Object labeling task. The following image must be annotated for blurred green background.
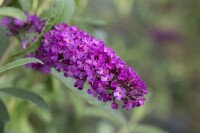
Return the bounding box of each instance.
[0,0,200,133]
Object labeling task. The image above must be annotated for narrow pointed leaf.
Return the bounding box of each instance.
[0,88,50,113]
[0,99,9,133]
[0,58,43,73]
[0,7,26,21]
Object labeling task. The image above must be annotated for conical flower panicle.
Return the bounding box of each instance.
[2,15,148,110]
[34,23,148,110]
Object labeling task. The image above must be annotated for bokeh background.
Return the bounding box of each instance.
[0,0,200,133]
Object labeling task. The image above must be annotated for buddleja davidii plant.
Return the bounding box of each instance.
[0,0,148,132]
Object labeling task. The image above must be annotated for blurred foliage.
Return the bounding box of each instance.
[0,0,200,133]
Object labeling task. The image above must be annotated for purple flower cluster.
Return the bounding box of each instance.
[30,23,148,110]
[2,13,45,35]
[2,14,148,110]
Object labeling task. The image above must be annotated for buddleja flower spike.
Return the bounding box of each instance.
[2,15,148,110]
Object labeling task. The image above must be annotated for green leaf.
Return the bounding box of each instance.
[53,0,75,23]
[12,17,56,59]
[0,88,50,113]
[0,99,9,133]
[130,124,168,133]
[0,58,43,73]
[0,7,26,21]
[52,69,127,126]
